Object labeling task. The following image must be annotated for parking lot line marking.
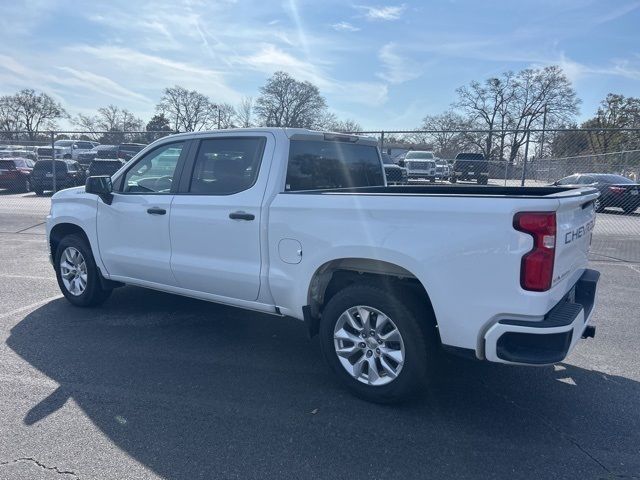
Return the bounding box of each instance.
[0,274,55,281]
[15,222,45,234]
[0,295,63,320]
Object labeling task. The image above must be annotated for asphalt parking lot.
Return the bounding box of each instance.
[1,191,639,479]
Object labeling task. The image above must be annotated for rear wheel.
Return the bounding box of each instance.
[319,283,439,403]
[15,178,30,193]
[623,204,638,214]
[55,234,112,307]
[595,198,606,213]
[450,176,457,183]
[33,188,44,196]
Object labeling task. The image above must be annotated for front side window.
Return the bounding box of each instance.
[286,140,384,191]
[188,137,265,195]
[122,142,184,193]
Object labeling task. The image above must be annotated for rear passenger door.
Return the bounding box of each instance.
[169,133,273,301]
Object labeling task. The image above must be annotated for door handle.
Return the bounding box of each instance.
[147,207,166,215]
[229,211,255,221]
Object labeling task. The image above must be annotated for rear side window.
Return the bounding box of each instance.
[286,140,384,191]
[188,137,266,195]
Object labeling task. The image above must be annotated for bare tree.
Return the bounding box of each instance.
[326,117,362,133]
[73,105,143,143]
[236,96,253,128]
[255,71,327,128]
[216,103,237,129]
[4,89,66,140]
[0,95,23,139]
[416,111,473,158]
[454,72,516,159]
[157,86,218,132]
[582,93,640,153]
[505,66,580,162]
[453,66,579,163]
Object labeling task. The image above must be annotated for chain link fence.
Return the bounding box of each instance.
[1,128,638,262]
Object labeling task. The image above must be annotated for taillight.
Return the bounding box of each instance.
[514,212,556,291]
[609,186,625,194]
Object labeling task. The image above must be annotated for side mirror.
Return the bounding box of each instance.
[86,176,113,205]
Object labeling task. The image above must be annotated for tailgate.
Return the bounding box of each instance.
[553,189,599,289]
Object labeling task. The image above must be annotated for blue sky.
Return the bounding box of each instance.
[0,0,639,129]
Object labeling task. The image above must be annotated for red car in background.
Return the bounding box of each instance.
[0,158,34,192]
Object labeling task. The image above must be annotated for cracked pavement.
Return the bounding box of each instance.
[0,201,639,479]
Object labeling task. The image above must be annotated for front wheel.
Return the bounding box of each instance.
[55,234,112,307]
[450,176,457,183]
[319,283,439,403]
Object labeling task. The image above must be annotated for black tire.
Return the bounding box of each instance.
[15,178,30,193]
[450,176,457,183]
[595,199,606,213]
[319,282,439,403]
[478,177,488,185]
[34,188,44,196]
[54,234,112,307]
[623,204,638,214]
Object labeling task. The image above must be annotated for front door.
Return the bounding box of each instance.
[97,141,187,285]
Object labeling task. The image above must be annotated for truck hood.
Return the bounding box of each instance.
[51,186,86,200]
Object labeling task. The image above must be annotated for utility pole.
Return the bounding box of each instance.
[539,104,548,158]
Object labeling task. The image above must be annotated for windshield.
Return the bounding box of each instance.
[405,151,434,159]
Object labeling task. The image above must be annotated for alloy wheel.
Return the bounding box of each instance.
[59,247,88,296]
[333,305,405,386]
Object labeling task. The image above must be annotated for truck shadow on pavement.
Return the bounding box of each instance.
[7,287,640,479]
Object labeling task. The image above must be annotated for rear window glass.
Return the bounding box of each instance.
[286,140,384,191]
[33,160,67,172]
[405,151,434,159]
[0,160,16,169]
[456,153,485,160]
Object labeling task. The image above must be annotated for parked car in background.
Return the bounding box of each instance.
[54,140,98,160]
[402,151,436,182]
[79,143,145,165]
[0,149,38,162]
[554,173,640,214]
[0,158,34,192]
[451,152,489,184]
[87,159,125,178]
[31,160,86,195]
[381,152,408,185]
[117,143,146,160]
[435,159,450,181]
[36,146,65,159]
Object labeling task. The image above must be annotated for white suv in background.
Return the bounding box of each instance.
[54,140,99,160]
[402,151,436,182]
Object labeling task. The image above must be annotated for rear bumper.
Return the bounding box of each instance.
[483,269,599,365]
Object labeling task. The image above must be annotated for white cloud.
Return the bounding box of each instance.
[331,21,361,32]
[238,44,388,106]
[377,43,423,84]
[356,4,406,21]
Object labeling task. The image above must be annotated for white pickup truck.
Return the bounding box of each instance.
[46,128,600,403]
